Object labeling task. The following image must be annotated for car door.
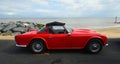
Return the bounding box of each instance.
[47,26,71,49]
[67,33,87,49]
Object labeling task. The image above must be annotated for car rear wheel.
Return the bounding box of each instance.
[30,40,46,53]
[86,39,103,54]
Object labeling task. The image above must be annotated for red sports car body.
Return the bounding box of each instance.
[15,21,108,53]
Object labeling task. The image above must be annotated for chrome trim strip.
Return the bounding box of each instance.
[16,44,27,47]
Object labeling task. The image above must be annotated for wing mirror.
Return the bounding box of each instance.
[67,32,71,36]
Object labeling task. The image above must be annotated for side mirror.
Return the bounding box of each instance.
[67,32,71,36]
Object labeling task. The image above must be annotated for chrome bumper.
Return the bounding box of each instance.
[105,44,108,46]
[16,44,27,47]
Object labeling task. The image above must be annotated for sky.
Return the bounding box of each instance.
[0,0,120,18]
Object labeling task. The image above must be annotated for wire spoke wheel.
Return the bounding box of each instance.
[89,42,101,53]
[30,40,45,53]
[86,39,103,53]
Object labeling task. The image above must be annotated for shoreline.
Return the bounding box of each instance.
[0,27,120,40]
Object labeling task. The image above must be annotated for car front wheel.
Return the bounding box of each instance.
[30,40,46,53]
[86,39,103,54]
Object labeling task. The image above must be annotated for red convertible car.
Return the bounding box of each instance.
[15,21,108,53]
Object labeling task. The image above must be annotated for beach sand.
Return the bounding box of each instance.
[0,35,14,40]
[95,27,120,38]
[0,27,120,40]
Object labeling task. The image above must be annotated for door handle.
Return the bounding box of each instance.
[48,36,52,38]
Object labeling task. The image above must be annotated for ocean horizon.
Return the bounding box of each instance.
[0,18,120,29]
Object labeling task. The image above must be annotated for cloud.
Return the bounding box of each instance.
[4,12,16,15]
[31,0,49,6]
[0,0,120,17]
[48,0,104,17]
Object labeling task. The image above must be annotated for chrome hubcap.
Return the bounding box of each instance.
[34,43,41,50]
[90,42,100,52]
[32,42,43,52]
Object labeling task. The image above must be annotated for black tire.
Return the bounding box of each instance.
[86,39,103,54]
[30,39,46,53]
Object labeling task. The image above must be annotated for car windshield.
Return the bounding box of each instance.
[38,25,73,33]
[38,26,46,32]
[64,25,73,33]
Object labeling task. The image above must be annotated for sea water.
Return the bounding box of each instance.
[0,18,120,29]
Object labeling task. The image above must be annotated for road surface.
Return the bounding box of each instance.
[0,38,120,64]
